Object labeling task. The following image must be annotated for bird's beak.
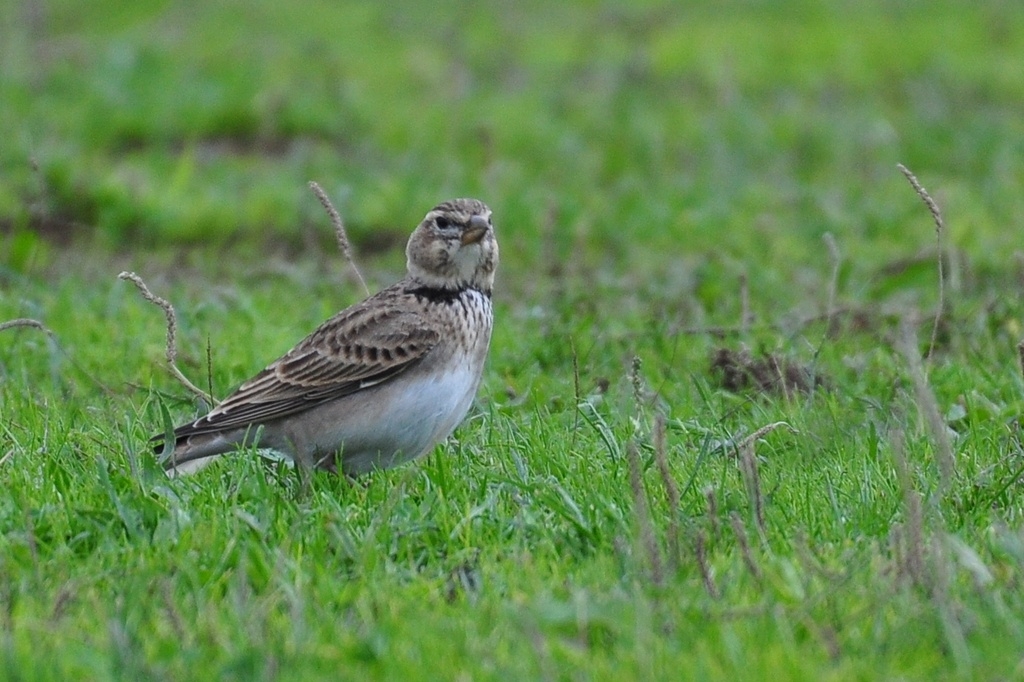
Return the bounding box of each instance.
[461,215,490,245]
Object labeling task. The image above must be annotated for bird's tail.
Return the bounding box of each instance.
[153,432,240,477]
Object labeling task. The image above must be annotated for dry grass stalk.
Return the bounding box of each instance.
[651,413,681,571]
[1,562,13,632]
[930,535,969,672]
[896,317,955,492]
[118,271,219,406]
[815,623,842,662]
[890,434,969,668]
[890,434,967,670]
[730,512,763,583]
[626,439,664,587]
[738,440,765,534]
[793,531,836,583]
[0,318,53,336]
[896,163,946,363]
[890,430,926,588]
[886,523,904,584]
[1018,339,1024,381]
[735,421,794,534]
[49,584,75,624]
[160,580,187,642]
[694,530,719,598]
[771,353,795,402]
[629,355,645,412]
[0,317,114,395]
[704,486,720,542]
[308,181,370,298]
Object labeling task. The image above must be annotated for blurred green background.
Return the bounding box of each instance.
[4,0,1022,288]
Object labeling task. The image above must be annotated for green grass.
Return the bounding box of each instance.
[4,0,1024,678]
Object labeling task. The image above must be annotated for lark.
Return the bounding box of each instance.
[154,198,497,477]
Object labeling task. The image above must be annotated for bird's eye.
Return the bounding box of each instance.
[435,216,451,230]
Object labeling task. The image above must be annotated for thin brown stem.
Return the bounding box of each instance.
[118,271,219,406]
[897,163,946,364]
[308,181,370,298]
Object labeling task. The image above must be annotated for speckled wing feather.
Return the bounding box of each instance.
[164,285,440,439]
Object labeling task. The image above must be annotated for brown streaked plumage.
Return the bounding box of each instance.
[155,198,497,477]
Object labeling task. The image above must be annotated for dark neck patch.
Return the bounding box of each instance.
[407,284,490,304]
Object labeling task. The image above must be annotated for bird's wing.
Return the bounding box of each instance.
[166,289,439,438]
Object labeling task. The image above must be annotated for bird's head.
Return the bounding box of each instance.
[406,198,498,295]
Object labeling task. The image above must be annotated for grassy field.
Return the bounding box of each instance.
[3,0,1024,678]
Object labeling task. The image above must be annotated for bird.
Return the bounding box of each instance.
[153,198,497,477]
